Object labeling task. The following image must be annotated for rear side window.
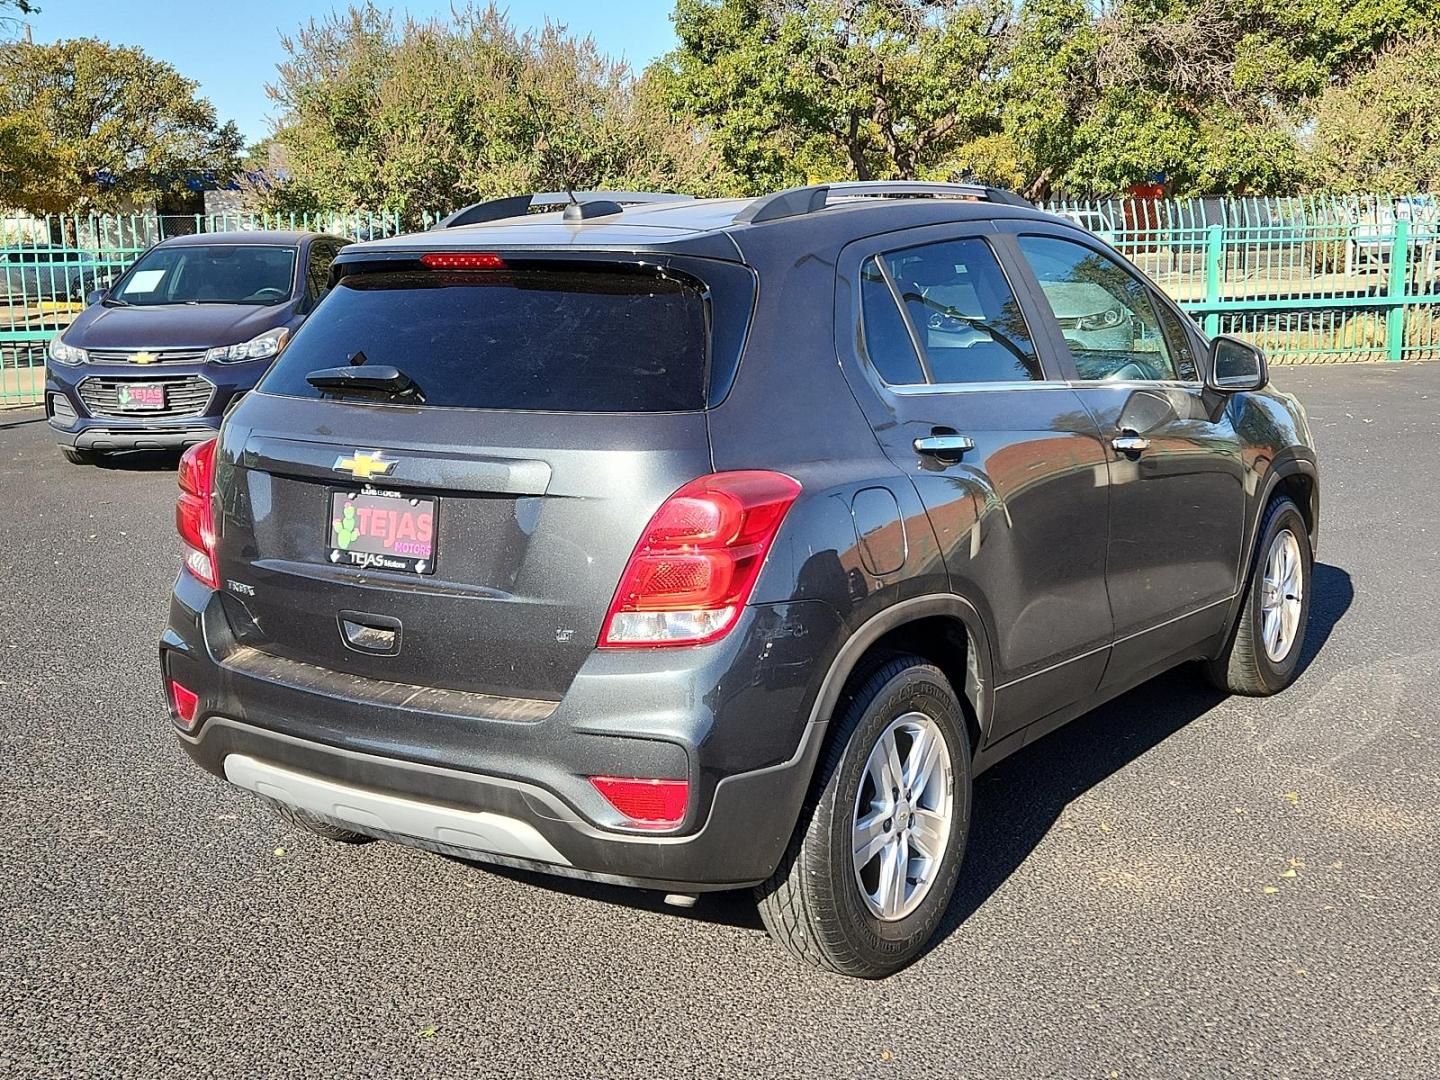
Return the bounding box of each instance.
[862,238,1042,384]
[261,266,709,412]
[860,259,925,384]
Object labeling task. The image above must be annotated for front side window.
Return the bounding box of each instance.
[110,245,297,307]
[1016,235,1181,382]
[864,238,1042,384]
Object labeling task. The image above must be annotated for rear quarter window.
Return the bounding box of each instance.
[261,265,710,412]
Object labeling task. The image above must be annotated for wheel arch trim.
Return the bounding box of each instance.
[803,594,996,738]
[1252,453,1319,558]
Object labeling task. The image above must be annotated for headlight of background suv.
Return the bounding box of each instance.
[1076,307,1128,332]
[48,336,87,365]
[205,327,289,364]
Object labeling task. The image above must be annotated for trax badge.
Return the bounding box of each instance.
[334,450,397,480]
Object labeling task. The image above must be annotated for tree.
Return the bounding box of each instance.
[0,38,242,214]
[1309,33,1440,193]
[0,0,39,23]
[657,0,1011,193]
[264,3,715,220]
[659,0,1440,199]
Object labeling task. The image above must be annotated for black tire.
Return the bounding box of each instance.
[1206,496,1312,696]
[60,446,98,465]
[270,800,374,844]
[755,655,972,978]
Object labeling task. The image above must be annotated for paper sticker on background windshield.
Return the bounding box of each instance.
[126,269,166,293]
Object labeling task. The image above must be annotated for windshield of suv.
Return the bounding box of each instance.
[260,265,709,412]
[110,245,296,306]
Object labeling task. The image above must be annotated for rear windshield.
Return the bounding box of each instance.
[260,266,709,412]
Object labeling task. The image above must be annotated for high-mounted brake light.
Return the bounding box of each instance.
[599,471,802,648]
[589,776,689,829]
[176,438,219,589]
[419,252,507,270]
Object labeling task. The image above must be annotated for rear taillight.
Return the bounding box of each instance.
[176,438,219,589]
[599,471,801,648]
[589,776,689,829]
[167,678,200,730]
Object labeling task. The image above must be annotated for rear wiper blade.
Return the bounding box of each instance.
[306,365,425,402]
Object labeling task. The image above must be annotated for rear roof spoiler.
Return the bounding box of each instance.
[434,191,696,229]
[733,181,1033,225]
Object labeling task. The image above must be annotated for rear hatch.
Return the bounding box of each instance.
[213,250,753,703]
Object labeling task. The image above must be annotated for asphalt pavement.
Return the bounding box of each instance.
[1,363,1437,1079]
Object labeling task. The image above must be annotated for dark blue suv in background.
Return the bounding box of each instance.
[45,231,348,464]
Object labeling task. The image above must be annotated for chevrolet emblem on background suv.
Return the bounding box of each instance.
[334,450,397,480]
[131,351,157,365]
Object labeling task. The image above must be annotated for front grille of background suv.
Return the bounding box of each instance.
[77,375,215,419]
[86,348,209,365]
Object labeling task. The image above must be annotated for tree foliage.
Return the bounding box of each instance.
[0,38,242,214]
[265,2,716,219]
[1309,32,1440,193]
[658,0,1010,194]
[659,0,1440,198]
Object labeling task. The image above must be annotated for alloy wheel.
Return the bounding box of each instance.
[1260,527,1304,662]
[851,712,953,921]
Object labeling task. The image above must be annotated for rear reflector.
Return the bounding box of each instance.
[589,776,689,829]
[420,252,506,270]
[168,678,199,730]
[599,471,802,648]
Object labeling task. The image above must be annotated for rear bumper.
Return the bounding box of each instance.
[178,712,828,892]
[161,572,845,891]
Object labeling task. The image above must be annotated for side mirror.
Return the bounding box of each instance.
[1206,335,1267,392]
[85,288,108,306]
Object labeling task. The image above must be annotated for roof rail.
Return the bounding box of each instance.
[733,180,1033,225]
[434,191,696,229]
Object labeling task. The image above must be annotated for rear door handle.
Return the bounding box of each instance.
[914,434,976,458]
[1112,434,1150,454]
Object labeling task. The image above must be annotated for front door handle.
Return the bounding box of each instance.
[914,434,976,458]
[1112,434,1150,454]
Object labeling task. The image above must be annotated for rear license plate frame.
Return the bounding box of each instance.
[326,487,438,575]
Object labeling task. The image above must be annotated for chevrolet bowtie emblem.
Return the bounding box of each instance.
[334,450,397,479]
[132,351,157,365]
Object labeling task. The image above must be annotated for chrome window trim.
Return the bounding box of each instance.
[890,379,1071,395]
[889,377,1207,396]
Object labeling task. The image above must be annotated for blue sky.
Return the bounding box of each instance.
[23,1,680,146]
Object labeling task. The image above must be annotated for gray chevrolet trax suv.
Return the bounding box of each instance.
[160,184,1320,977]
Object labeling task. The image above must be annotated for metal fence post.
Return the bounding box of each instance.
[1204,223,1223,336]
[1386,218,1410,361]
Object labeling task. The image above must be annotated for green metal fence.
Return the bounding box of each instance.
[3,197,1437,406]
[0,210,417,405]
[1044,194,1440,364]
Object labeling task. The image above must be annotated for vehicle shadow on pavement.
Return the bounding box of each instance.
[0,413,47,431]
[927,560,1353,956]
[90,449,184,472]
[466,563,1353,952]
